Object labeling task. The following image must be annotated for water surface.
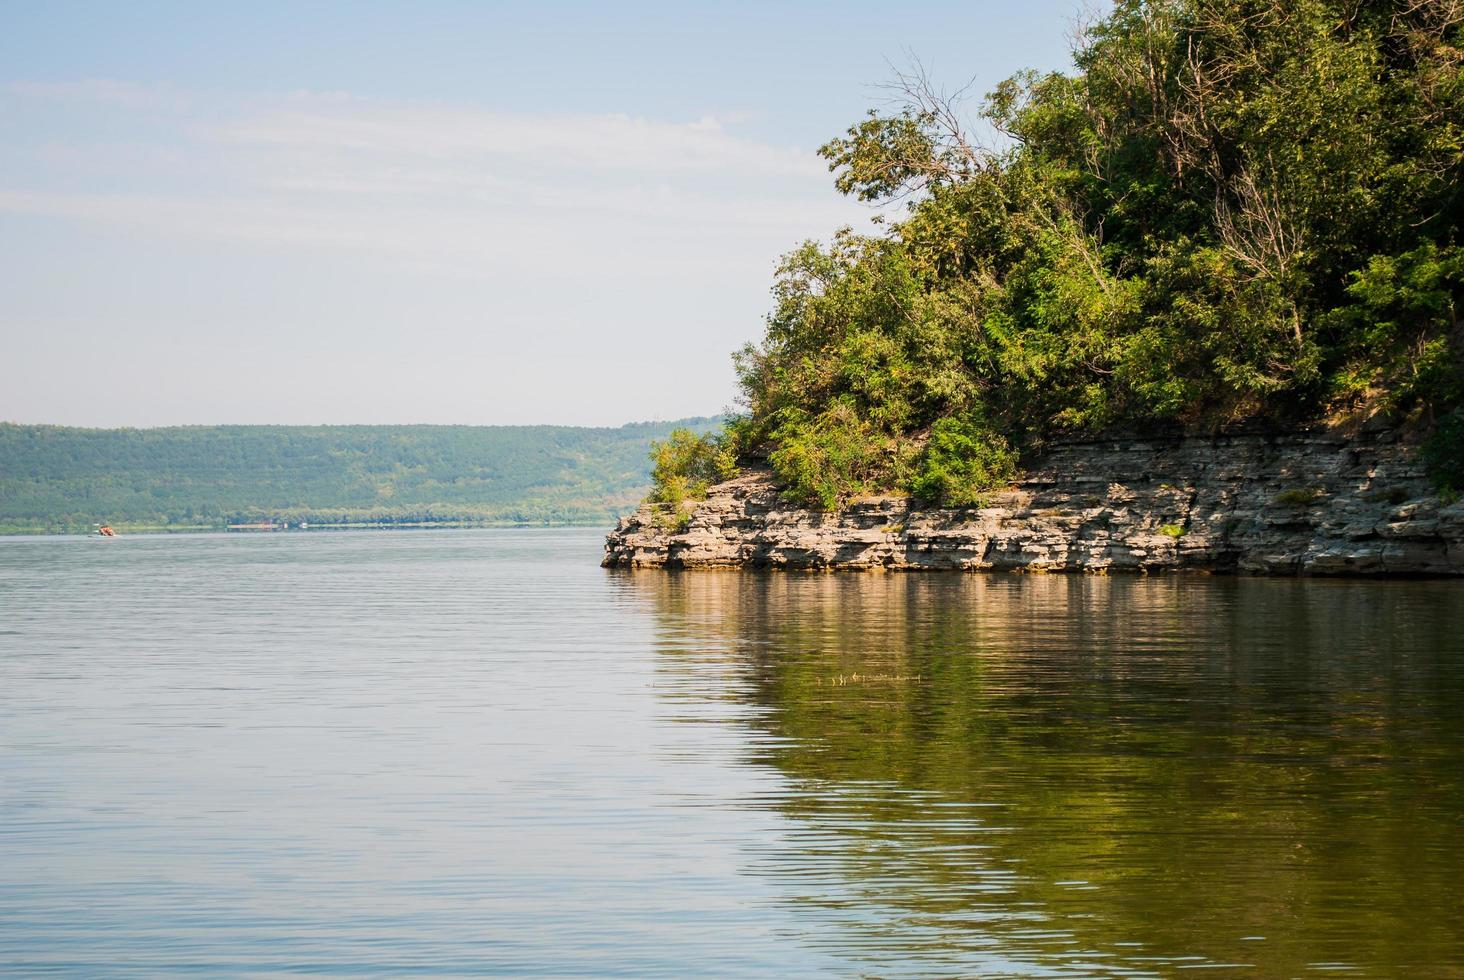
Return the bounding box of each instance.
[2,530,1462,976]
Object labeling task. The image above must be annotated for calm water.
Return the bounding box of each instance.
[2,530,1463,977]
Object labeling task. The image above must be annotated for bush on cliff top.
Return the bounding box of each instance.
[647,429,736,529]
[909,416,1019,507]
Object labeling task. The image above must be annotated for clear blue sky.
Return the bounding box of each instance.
[2,1,1083,427]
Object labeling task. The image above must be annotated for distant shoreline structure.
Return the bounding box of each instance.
[221,519,578,533]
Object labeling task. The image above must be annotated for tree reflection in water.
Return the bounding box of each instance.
[623,570,1464,977]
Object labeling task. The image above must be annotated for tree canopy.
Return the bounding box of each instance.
[659,0,1464,509]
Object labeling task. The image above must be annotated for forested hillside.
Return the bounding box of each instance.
[651,0,1463,517]
[0,419,718,532]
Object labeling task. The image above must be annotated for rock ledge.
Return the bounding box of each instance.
[603,431,1464,575]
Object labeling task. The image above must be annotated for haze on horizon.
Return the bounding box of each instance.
[1,1,1078,428]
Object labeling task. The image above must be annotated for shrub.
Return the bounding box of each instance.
[1327,246,1464,413]
[1159,524,1186,538]
[648,428,735,529]
[768,404,893,511]
[908,416,1019,507]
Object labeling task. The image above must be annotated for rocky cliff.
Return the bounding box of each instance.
[603,430,1464,575]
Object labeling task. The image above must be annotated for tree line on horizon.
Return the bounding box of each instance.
[651,0,1463,521]
[0,419,719,533]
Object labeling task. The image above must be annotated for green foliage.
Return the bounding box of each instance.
[821,110,950,202]
[0,419,720,533]
[908,416,1018,506]
[768,403,911,510]
[726,0,1463,509]
[648,429,736,529]
[1325,245,1464,410]
[1422,409,1464,499]
[1159,524,1187,538]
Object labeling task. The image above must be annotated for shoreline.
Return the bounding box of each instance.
[604,429,1464,577]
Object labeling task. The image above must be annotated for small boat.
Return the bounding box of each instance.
[96,525,117,537]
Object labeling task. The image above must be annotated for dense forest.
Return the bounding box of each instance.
[0,419,718,533]
[653,0,1463,519]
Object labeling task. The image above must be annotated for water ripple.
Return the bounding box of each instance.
[2,530,1462,976]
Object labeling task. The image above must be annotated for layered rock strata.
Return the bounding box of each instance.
[603,430,1464,575]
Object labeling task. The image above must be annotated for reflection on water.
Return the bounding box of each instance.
[630,571,1464,977]
[1,530,1461,976]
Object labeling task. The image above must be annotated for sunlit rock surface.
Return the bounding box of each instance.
[604,430,1464,575]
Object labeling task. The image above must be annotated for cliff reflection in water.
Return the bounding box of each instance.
[625,571,1464,977]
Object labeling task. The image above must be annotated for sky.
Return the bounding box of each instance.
[1,1,1083,427]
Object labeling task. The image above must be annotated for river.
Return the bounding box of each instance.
[2,529,1461,975]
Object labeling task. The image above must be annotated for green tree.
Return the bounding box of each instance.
[722,0,1462,507]
[648,429,736,529]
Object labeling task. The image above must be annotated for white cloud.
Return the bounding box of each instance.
[0,85,861,274]
[210,98,823,178]
[0,82,872,424]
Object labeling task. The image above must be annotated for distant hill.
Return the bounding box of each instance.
[0,419,719,533]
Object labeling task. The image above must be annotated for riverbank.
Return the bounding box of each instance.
[604,429,1464,576]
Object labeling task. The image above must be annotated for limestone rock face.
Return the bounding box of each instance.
[602,430,1464,575]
